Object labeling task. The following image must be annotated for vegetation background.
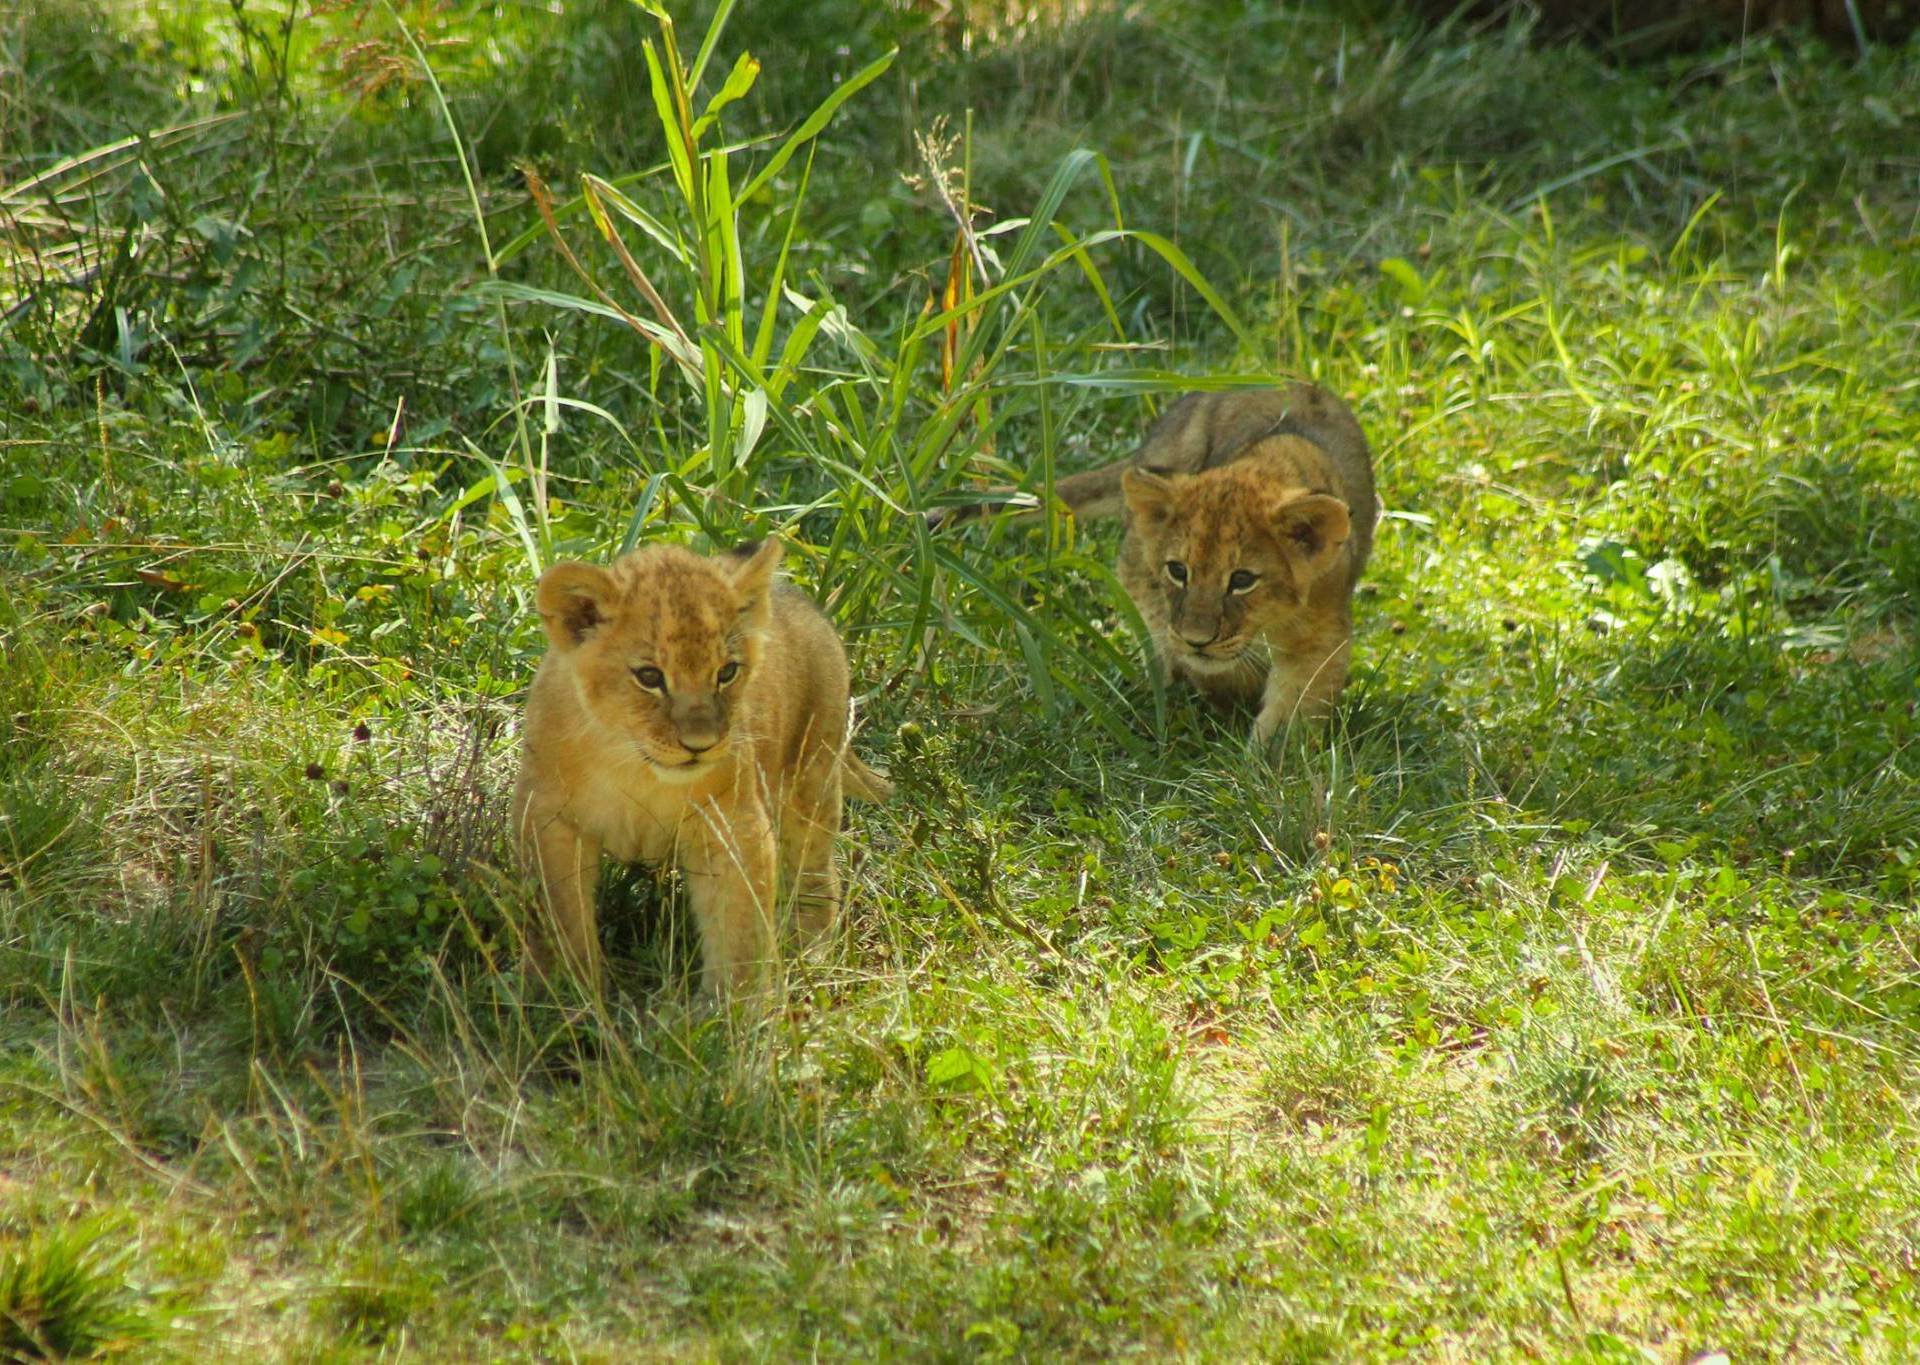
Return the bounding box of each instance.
[2,0,1917,1357]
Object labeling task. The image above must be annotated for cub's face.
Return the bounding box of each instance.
[1122,464,1350,671]
[535,541,782,778]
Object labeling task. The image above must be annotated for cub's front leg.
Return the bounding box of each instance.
[682,800,779,998]
[519,805,606,989]
[1252,631,1351,744]
[780,763,846,946]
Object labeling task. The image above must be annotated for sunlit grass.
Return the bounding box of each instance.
[1,0,1917,1357]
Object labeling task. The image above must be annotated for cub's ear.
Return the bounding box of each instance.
[726,537,784,607]
[1272,493,1351,602]
[1121,468,1179,524]
[536,562,616,651]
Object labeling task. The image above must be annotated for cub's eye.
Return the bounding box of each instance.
[1164,561,1189,586]
[716,661,740,686]
[1227,569,1259,594]
[632,666,665,692]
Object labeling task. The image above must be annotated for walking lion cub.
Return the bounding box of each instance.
[512,539,890,996]
[945,383,1376,740]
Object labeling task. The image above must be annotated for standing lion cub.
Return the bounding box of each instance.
[512,539,891,996]
[946,383,1377,741]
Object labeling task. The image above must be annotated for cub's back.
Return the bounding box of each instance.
[757,583,853,763]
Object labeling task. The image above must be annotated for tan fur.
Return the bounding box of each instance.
[932,383,1373,544]
[1120,387,1375,739]
[511,539,890,996]
[941,384,1376,738]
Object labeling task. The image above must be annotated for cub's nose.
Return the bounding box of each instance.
[1178,628,1219,650]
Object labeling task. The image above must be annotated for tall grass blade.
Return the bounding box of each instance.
[737,50,898,203]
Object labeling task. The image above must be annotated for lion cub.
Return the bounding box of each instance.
[511,539,890,996]
[947,384,1376,740]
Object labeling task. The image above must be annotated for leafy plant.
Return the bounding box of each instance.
[496,0,1269,746]
[283,817,501,982]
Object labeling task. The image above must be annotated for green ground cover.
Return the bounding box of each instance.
[2,0,1917,1357]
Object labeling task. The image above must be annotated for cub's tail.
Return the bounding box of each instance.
[843,754,895,803]
[925,390,1236,530]
[924,460,1130,531]
[927,388,1358,532]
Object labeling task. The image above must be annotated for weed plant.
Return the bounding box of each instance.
[1,0,1917,1357]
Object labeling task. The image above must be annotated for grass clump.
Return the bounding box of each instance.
[0,1222,161,1361]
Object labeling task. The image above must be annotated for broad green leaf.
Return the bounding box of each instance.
[706,149,745,348]
[477,280,701,374]
[686,0,739,90]
[738,48,897,203]
[694,50,758,139]
[464,436,542,578]
[753,142,818,370]
[1379,256,1427,304]
[618,473,669,555]
[580,174,689,267]
[642,39,694,202]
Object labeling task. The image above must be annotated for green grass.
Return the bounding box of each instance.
[3,0,1918,1358]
